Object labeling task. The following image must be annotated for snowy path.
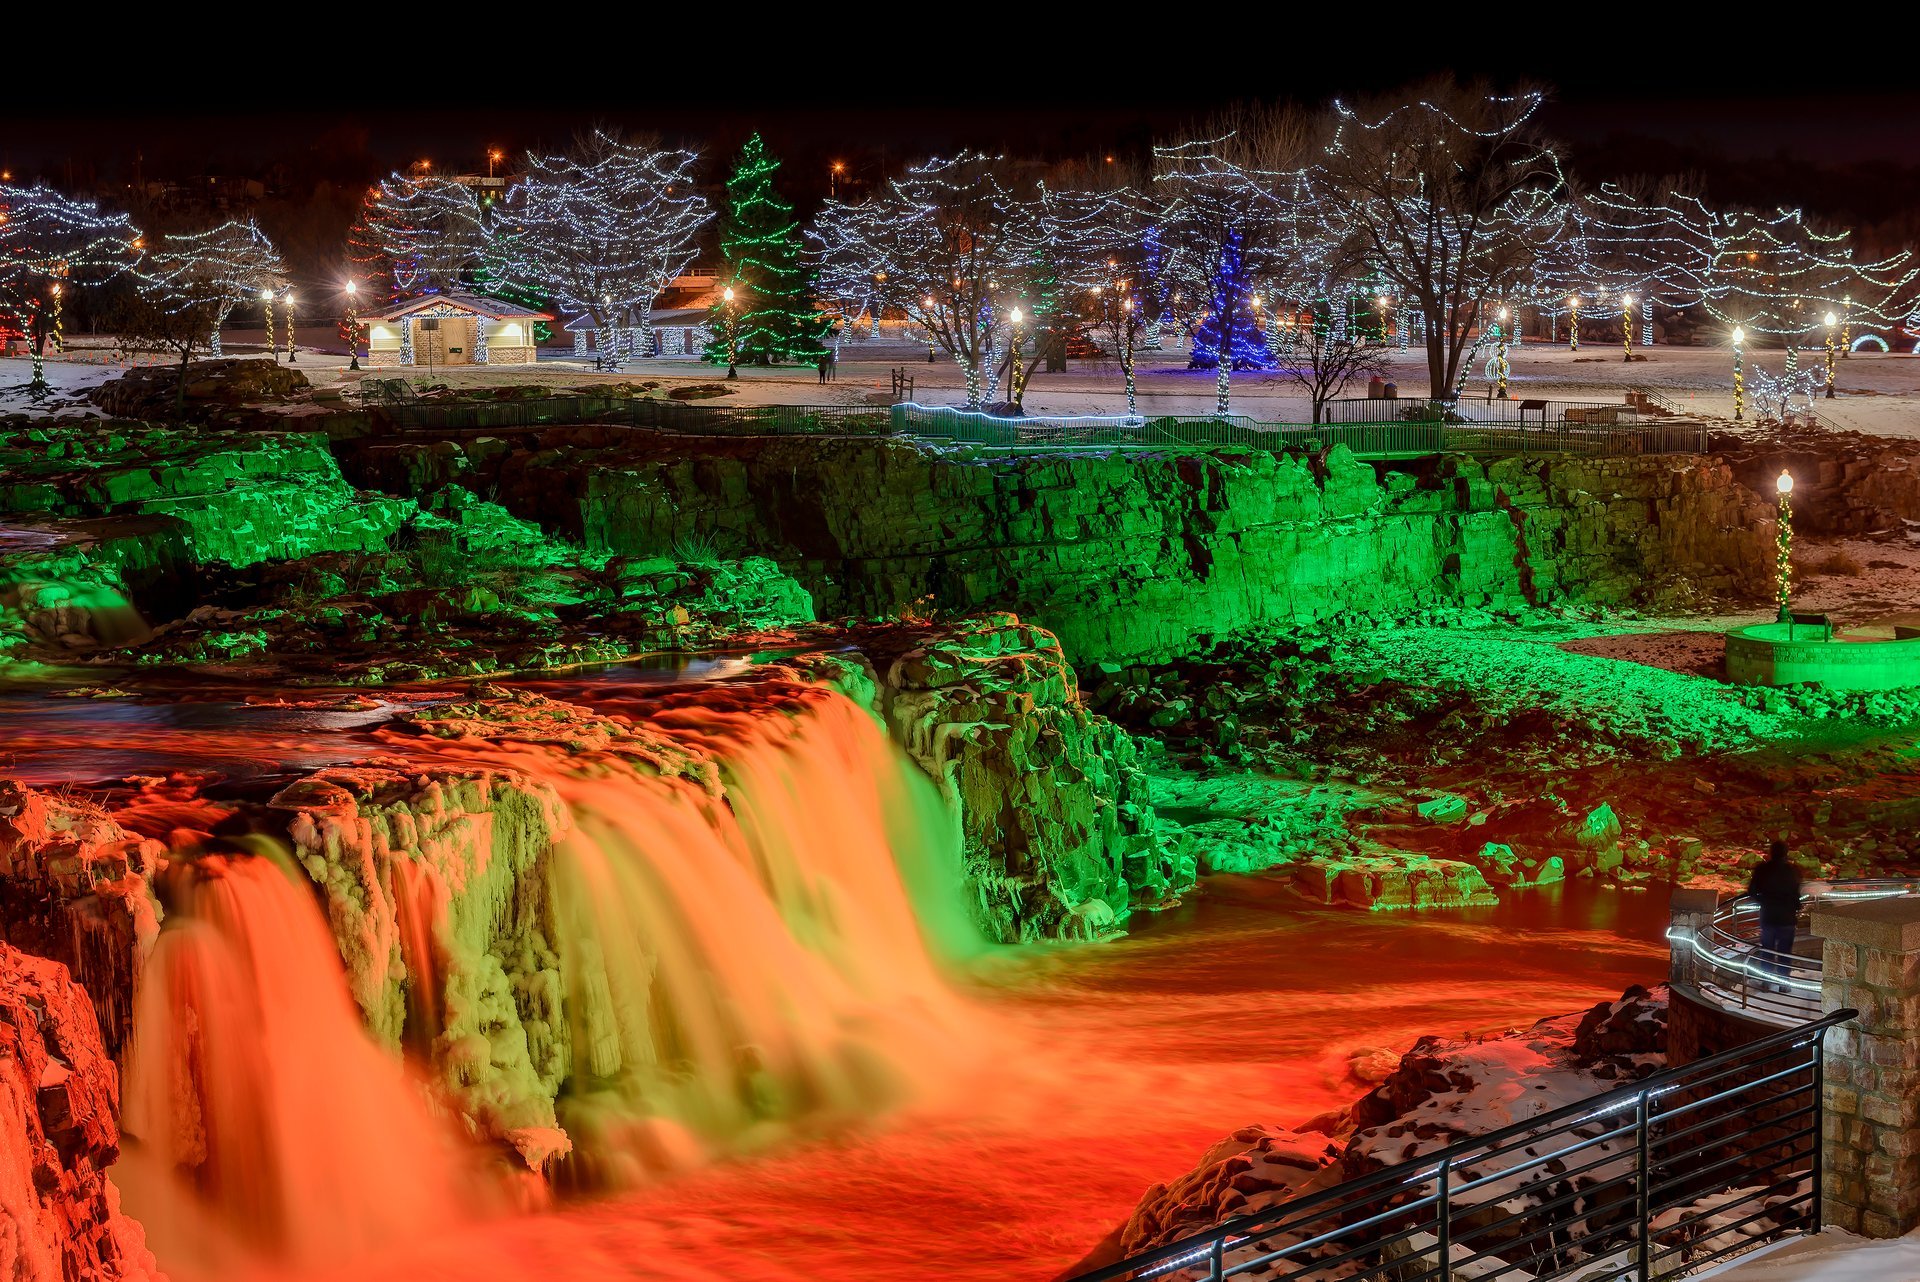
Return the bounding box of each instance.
[1696,1229,1920,1282]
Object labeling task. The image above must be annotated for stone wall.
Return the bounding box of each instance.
[471,432,1773,664]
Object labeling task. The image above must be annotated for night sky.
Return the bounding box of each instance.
[12,41,1920,224]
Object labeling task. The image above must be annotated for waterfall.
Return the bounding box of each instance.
[435,687,981,1186]
[113,683,983,1269]
[118,849,467,1270]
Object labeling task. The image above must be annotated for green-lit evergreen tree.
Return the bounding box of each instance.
[704,134,830,367]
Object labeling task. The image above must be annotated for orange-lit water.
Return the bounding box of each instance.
[247,880,1664,1282]
[3,676,1668,1281]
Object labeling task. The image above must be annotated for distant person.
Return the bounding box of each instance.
[827,347,838,381]
[817,354,829,385]
[1748,839,1803,987]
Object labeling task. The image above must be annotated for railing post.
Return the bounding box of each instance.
[1436,1157,1451,1282]
[1207,1237,1222,1281]
[1635,1090,1651,1281]
[1812,1032,1827,1235]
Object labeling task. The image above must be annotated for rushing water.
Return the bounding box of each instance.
[1,674,1670,1281]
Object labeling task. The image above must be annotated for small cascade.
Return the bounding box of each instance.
[118,848,467,1270]
[392,856,449,1059]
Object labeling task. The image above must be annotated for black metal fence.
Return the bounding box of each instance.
[1070,1009,1852,1282]
[368,395,1707,459]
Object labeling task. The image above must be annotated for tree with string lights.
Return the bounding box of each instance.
[1316,82,1570,406]
[1700,205,1917,346]
[810,153,1040,409]
[703,134,829,367]
[507,131,710,363]
[346,174,486,302]
[1153,105,1313,413]
[1041,178,1159,415]
[0,183,141,395]
[110,222,284,410]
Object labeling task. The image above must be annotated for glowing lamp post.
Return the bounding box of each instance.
[1494,306,1511,399]
[1568,294,1580,352]
[261,288,278,360]
[722,286,739,379]
[1733,326,1746,422]
[923,296,936,363]
[1842,295,1851,357]
[48,283,63,357]
[283,291,297,364]
[1775,470,1794,622]
[344,280,361,371]
[1621,295,1634,363]
[1008,306,1025,411]
[1824,311,1838,399]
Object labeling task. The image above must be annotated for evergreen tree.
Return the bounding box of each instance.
[1189,230,1274,372]
[704,134,830,367]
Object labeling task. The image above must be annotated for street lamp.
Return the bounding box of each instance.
[723,286,738,379]
[344,280,360,371]
[1842,295,1852,357]
[922,295,936,363]
[1568,294,1580,352]
[1621,294,1634,363]
[1732,326,1745,422]
[488,149,503,179]
[261,287,278,360]
[1824,311,1838,399]
[284,291,297,363]
[830,161,844,198]
[1008,305,1025,410]
[1775,470,1794,622]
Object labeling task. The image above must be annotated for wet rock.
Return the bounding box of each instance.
[0,943,158,1281]
[0,782,161,1057]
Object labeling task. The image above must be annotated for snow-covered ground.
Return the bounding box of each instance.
[12,330,1920,436]
[1694,1228,1920,1282]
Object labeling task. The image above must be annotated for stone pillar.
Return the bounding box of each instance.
[1813,898,1920,1237]
[1669,887,1720,992]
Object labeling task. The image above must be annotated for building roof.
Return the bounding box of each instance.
[364,292,553,323]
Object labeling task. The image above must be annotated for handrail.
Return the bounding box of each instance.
[1681,880,1920,1027]
[1069,1007,1853,1282]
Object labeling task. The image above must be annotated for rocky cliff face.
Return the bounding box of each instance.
[0,783,161,1059]
[0,944,156,1281]
[818,616,1187,941]
[467,431,1773,664]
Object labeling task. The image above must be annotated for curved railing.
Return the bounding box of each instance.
[1681,878,1920,1027]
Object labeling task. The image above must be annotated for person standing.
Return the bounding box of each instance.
[1747,839,1803,988]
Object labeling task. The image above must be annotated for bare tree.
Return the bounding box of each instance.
[1280,309,1390,422]
[1316,81,1570,406]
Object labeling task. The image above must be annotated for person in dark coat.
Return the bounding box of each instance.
[1747,839,1802,985]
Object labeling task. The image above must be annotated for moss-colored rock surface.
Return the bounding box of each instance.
[450,431,1774,664]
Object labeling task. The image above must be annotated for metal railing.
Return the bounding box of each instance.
[1683,880,1920,1027]
[364,394,1708,459]
[1071,1009,1852,1282]
[889,403,1707,458]
[1318,396,1646,428]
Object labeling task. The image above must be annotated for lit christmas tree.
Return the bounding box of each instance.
[705,134,829,366]
[1188,230,1274,373]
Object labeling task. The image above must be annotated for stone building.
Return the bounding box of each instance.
[361,293,551,368]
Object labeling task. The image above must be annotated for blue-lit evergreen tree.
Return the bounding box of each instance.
[1188,230,1273,372]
